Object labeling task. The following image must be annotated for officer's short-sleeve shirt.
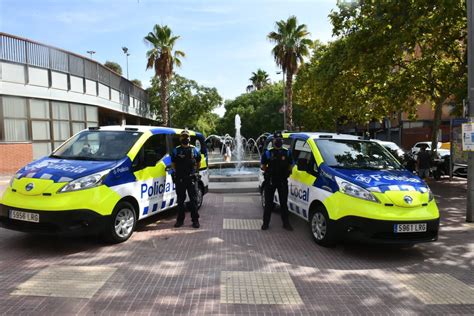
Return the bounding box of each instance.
[261,148,293,165]
[171,145,201,177]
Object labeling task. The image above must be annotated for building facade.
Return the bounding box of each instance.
[0,33,156,174]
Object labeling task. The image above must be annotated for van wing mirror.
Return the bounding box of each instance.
[297,158,308,171]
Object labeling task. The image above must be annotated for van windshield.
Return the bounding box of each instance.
[315,139,403,170]
[51,130,142,161]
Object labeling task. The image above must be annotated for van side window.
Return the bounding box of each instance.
[132,134,167,171]
[293,139,317,173]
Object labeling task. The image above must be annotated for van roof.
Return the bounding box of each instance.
[284,132,363,141]
[91,125,202,136]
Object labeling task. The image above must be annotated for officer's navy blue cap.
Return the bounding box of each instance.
[273,131,283,139]
[180,130,190,137]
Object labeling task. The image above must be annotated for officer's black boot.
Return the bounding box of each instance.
[283,222,293,231]
[174,221,183,228]
[192,221,200,229]
[261,223,269,230]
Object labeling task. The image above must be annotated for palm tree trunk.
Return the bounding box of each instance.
[160,75,169,126]
[286,71,293,130]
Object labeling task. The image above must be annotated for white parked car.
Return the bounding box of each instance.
[372,140,405,159]
[410,142,450,159]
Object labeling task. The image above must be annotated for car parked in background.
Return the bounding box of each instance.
[410,142,450,159]
[372,140,416,173]
[373,140,405,159]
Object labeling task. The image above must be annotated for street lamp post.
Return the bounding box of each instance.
[277,71,286,130]
[122,47,130,79]
[86,50,96,59]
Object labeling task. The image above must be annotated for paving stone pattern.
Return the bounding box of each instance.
[220,271,303,304]
[11,266,116,299]
[223,219,263,230]
[0,179,473,314]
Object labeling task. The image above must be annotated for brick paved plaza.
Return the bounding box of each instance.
[0,178,473,315]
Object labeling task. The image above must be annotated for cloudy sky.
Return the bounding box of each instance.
[0,0,338,115]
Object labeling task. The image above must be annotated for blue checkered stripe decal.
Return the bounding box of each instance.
[289,202,307,218]
[143,198,175,215]
[274,194,308,218]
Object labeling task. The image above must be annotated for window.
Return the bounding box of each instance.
[133,134,167,170]
[70,104,85,121]
[30,99,49,119]
[2,96,29,141]
[32,121,51,140]
[33,143,52,159]
[292,139,316,173]
[86,106,98,122]
[53,131,142,161]
[53,121,70,141]
[52,102,69,120]
[72,122,85,135]
[315,139,402,170]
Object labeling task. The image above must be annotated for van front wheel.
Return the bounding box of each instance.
[309,205,336,247]
[104,201,136,243]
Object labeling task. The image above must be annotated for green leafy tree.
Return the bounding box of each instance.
[144,24,185,126]
[149,74,222,136]
[268,16,312,130]
[131,79,142,87]
[328,0,467,154]
[249,69,270,91]
[217,83,286,138]
[104,61,122,75]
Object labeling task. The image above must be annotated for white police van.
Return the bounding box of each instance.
[260,132,440,246]
[0,126,209,243]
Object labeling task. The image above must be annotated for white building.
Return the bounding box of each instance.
[0,32,156,173]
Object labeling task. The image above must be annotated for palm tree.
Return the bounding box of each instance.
[268,16,312,130]
[144,24,185,126]
[249,69,270,91]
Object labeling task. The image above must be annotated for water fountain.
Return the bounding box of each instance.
[234,114,243,170]
[206,115,269,193]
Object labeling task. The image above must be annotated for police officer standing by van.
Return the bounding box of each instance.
[171,130,202,228]
[261,131,293,231]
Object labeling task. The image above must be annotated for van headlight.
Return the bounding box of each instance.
[335,176,379,203]
[9,173,21,188]
[58,170,110,193]
[428,189,434,202]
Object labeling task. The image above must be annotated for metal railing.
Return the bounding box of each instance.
[0,32,151,118]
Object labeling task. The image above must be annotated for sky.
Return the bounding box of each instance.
[0,0,338,116]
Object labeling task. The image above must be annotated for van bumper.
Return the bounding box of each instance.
[0,204,109,235]
[336,216,439,244]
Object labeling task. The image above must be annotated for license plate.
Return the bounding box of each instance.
[394,223,427,233]
[9,210,40,223]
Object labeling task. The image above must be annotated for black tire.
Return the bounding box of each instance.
[104,201,137,243]
[309,205,336,247]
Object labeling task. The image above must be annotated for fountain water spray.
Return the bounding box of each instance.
[234,114,243,170]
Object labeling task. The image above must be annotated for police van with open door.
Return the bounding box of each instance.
[259,132,439,246]
[0,126,209,243]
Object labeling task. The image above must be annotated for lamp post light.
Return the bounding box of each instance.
[86,50,96,59]
[277,71,286,130]
[122,46,130,79]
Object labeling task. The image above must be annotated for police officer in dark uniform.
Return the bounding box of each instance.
[260,131,293,231]
[171,130,202,228]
